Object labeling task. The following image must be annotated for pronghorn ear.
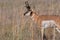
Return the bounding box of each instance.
[31,9,34,11]
[31,9,35,12]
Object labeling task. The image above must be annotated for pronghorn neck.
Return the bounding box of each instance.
[31,12,39,23]
[31,12,36,20]
[31,12,37,20]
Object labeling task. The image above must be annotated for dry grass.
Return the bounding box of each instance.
[0,0,60,40]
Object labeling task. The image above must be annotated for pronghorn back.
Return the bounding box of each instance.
[31,11,60,28]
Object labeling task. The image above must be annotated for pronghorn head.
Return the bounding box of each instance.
[24,1,33,16]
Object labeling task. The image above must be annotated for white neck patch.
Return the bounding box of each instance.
[25,11,31,16]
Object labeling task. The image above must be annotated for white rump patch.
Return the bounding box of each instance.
[42,20,60,33]
[42,20,55,28]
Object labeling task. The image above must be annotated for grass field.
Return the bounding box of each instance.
[0,0,60,40]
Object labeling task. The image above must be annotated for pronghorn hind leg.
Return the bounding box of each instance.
[41,27,44,40]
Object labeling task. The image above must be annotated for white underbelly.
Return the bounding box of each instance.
[42,20,55,28]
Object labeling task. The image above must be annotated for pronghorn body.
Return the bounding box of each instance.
[24,1,60,40]
[31,11,60,27]
[27,11,60,32]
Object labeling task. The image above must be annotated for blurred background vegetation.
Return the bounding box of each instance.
[0,0,60,40]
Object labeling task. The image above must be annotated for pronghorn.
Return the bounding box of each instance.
[24,1,60,40]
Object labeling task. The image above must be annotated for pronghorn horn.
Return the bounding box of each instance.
[25,1,31,11]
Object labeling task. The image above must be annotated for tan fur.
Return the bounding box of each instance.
[30,11,60,40]
[31,11,60,29]
[24,9,60,40]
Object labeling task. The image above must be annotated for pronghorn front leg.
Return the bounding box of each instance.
[41,27,44,40]
[40,25,44,40]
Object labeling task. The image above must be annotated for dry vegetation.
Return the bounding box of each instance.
[0,0,60,40]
